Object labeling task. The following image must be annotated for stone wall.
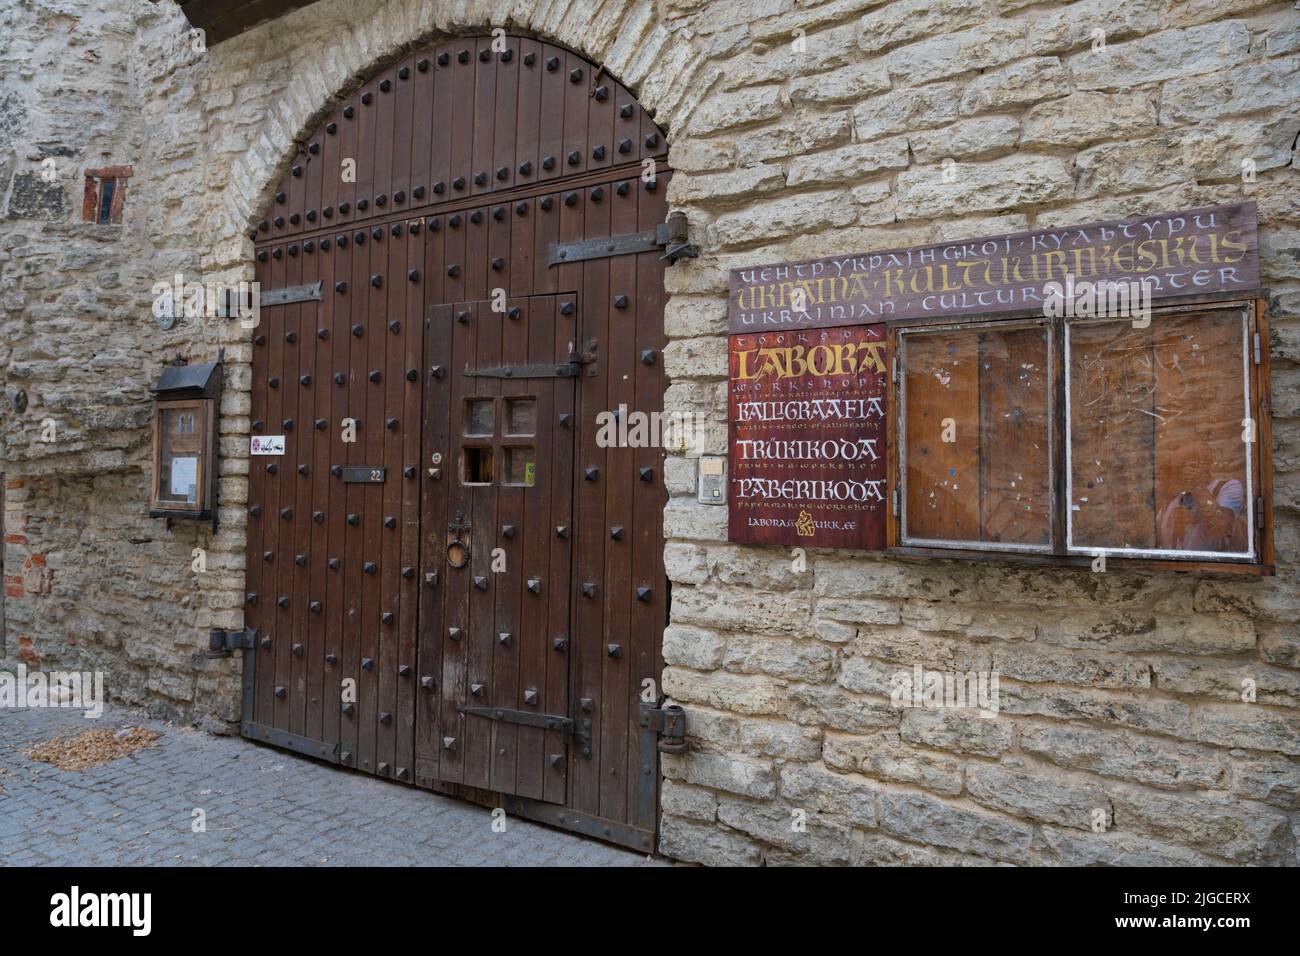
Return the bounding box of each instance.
[0,0,1297,863]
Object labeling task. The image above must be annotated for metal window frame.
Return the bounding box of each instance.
[1062,300,1257,563]
[893,298,1267,568]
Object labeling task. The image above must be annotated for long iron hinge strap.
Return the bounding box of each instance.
[260,280,322,307]
[464,361,581,379]
[465,349,594,379]
[547,211,695,266]
[460,707,575,734]
[548,229,658,266]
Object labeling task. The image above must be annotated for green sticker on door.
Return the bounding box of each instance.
[524,461,536,486]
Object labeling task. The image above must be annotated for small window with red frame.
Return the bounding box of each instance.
[83,166,132,224]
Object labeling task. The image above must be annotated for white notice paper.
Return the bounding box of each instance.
[170,456,198,500]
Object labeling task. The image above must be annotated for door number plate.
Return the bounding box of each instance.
[341,466,385,484]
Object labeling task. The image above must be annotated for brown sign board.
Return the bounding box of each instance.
[728,202,1259,333]
[727,325,888,549]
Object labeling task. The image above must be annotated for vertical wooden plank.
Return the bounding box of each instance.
[514,38,542,198]
[903,329,981,542]
[348,71,392,775]
[321,233,347,754]
[465,299,501,790]
[296,247,323,738]
[304,237,332,746]
[587,66,614,177]
[532,191,559,296]
[492,37,518,196]
[545,292,576,806]
[274,243,302,734]
[247,244,272,729]
[342,226,370,769]
[439,298,474,785]
[597,172,636,823]
[416,298,452,784]
[342,76,379,764]
[370,68,401,777]
[509,44,538,299]
[977,325,1051,546]
[340,86,369,229]
[290,246,316,739]
[537,43,566,186]
[571,186,607,821]
[409,51,434,210]
[464,204,490,306]
[490,295,526,795]
[629,167,669,831]
[561,50,590,178]
[339,234,363,767]
[260,245,286,730]
[1068,321,1155,550]
[317,107,340,227]
[431,41,456,205]
[377,224,406,781]
[390,55,415,213]
[471,37,497,200]
[304,128,324,238]
[515,295,559,801]
[614,81,642,175]
[396,223,423,781]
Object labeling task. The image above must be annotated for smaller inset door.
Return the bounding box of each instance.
[417,296,578,805]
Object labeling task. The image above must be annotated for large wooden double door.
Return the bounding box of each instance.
[244,35,671,850]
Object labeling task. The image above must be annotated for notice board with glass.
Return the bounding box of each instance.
[728,202,1273,572]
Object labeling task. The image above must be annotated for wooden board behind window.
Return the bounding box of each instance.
[979,326,1052,546]
[903,324,1051,546]
[904,331,980,541]
[1069,309,1251,555]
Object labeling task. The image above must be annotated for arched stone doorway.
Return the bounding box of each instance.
[242,33,672,851]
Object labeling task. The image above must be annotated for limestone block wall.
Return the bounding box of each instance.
[0,0,1296,863]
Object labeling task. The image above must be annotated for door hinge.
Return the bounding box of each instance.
[1256,496,1265,530]
[1253,331,1262,365]
[892,355,899,385]
[207,626,255,658]
[547,211,696,266]
[639,701,687,755]
[892,487,899,517]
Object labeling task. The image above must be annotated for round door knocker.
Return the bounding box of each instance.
[446,510,471,568]
[446,539,470,568]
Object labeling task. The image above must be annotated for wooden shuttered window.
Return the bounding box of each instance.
[893,298,1272,571]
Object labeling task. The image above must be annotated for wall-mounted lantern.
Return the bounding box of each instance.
[149,360,222,525]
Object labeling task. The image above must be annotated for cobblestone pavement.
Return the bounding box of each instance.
[0,704,661,866]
